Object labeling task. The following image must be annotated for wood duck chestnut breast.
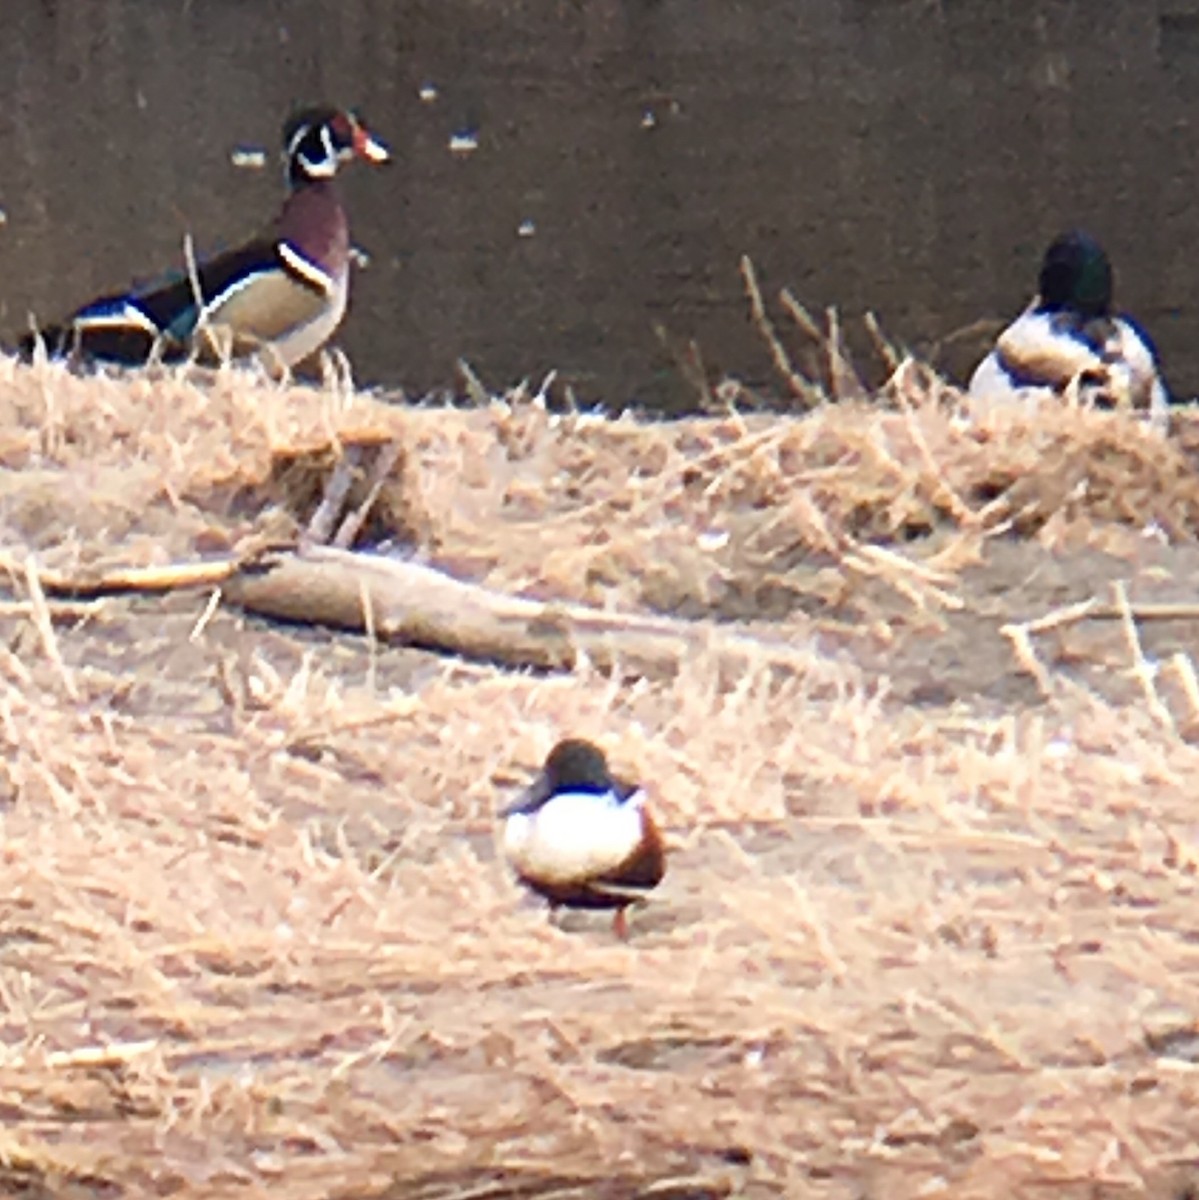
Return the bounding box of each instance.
[968,230,1169,425]
[21,106,389,371]
[501,738,666,939]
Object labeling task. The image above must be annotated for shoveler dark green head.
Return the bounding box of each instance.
[1038,230,1113,319]
[542,738,613,793]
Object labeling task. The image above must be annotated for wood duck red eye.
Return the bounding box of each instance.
[327,110,356,150]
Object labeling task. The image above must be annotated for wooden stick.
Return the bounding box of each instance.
[24,560,78,700]
[1012,599,1199,637]
[1000,622,1055,698]
[1113,580,1174,729]
[825,305,867,403]
[740,257,819,407]
[1168,652,1199,723]
[334,441,404,548]
[0,554,240,598]
[219,544,835,683]
[306,444,366,545]
[45,1039,160,1069]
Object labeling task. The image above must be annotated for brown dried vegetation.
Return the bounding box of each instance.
[1,352,1199,1199]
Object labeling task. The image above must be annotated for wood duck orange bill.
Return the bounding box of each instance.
[19,106,390,372]
[501,738,666,939]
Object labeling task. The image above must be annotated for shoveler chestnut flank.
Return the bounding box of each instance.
[968,230,1169,425]
[501,738,666,939]
[21,106,389,372]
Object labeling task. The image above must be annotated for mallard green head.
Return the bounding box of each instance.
[1038,230,1113,319]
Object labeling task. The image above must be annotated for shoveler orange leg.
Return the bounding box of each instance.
[613,908,629,941]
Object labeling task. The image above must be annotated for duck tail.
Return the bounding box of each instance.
[15,294,188,368]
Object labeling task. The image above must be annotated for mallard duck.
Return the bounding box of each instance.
[20,105,390,371]
[968,230,1168,424]
[500,738,666,938]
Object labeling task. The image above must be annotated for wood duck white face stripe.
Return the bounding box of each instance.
[293,124,340,179]
[18,104,389,370]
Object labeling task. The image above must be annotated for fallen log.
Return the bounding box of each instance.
[0,541,845,683]
[221,544,831,683]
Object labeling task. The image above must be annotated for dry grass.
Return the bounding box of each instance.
[1,353,1199,1198]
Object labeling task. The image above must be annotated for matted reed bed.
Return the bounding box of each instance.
[1,352,1198,1199]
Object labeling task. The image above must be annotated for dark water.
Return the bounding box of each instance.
[2,0,1198,410]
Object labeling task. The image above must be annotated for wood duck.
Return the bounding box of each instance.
[20,106,389,371]
[968,230,1169,423]
[500,738,666,939]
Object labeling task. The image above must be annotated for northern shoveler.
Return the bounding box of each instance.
[968,230,1169,426]
[500,738,665,939]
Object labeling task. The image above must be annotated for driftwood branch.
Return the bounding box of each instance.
[13,540,1199,686]
[1,545,833,683]
[221,545,827,682]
